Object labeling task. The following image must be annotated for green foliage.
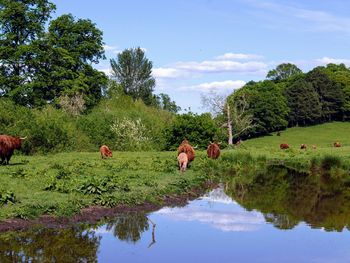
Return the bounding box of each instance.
[110,47,155,105]
[0,190,16,205]
[163,112,220,150]
[236,80,289,136]
[284,75,322,126]
[267,63,302,82]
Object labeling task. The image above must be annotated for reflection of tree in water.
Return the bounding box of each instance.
[106,212,150,243]
[0,226,100,262]
[225,167,350,232]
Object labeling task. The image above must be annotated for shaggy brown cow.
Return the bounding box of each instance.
[334,142,341,147]
[300,144,307,150]
[100,145,113,158]
[177,139,195,163]
[280,143,289,149]
[207,142,220,159]
[312,145,317,150]
[0,135,26,165]
[177,152,188,172]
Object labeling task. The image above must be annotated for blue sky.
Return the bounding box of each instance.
[51,0,350,112]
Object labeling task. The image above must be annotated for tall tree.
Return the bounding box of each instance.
[34,14,107,108]
[267,63,302,82]
[284,76,322,126]
[306,67,344,122]
[237,81,289,136]
[110,47,155,105]
[155,93,181,113]
[0,0,56,105]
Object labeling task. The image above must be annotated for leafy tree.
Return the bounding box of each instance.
[0,0,56,104]
[110,47,155,105]
[154,93,181,113]
[267,63,302,82]
[32,13,107,108]
[284,75,322,126]
[306,67,344,121]
[236,81,289,136]
[163,112,220,150]
[322,63,350,120]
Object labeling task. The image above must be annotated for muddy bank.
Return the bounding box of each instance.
[0,182,217,232]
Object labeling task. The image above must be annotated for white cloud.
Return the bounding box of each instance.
[216,53,264,61]
[152,67,187,79]
[315,57,350,66]
[175,60,267,74]
[98,68,112,76]
[182,80,246,93]
[103,45,118,51]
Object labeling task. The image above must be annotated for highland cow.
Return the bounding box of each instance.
[312,145,317,150]
[177,139,195,163]
[177,152,188,172]
[300,144,307,150]
[207,142,220,159]
[334,142,341,148]
[100,145,113,158]
[280,143,289,150]
[0,135,27,165]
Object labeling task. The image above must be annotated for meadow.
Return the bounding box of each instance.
[0,122,349,223]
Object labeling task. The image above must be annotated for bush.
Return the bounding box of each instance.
[163,112,220,150]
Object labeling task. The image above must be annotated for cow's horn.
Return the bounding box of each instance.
[20,136,27,140]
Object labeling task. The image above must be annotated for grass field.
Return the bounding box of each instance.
[0,122,349,222]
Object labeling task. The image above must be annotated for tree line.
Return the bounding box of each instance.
[225,62,350,140]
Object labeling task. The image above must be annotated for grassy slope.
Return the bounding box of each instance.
[0,151,210,221]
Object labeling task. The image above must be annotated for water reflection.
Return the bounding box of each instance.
[156,188,264,232]
[105,212,149,243]
[0,227,100,262]
[1,169,350,262]
[225,167,350,232]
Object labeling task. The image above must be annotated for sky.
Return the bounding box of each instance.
[50,0,350,113]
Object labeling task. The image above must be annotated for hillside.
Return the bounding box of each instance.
[243,122,350,150]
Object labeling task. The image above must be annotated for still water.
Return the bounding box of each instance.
[1,184,350,263]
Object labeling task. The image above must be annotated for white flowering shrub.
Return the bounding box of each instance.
[110,118,151,151]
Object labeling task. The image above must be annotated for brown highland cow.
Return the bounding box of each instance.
[0,135,27,165]
[280,143,290,149]
[100,145,113,158]
[177,152,188,172]
[207,142,220,159]
[177,139,195,163]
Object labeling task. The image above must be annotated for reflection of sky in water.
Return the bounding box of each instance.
[155,187,264,232]
[95,187,350,263]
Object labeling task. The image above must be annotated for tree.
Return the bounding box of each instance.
[110,47,155,105]
[0,0,56,104]
[155,93,181,113]
[284,76,322,126]
[163,112,220,150]
[306,67,344,121]
[34,13,107,108]
[267,63,302,82]
[201,91,255,145]
[237,81,289,136]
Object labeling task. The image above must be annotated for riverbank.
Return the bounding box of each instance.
[0,141,349,228]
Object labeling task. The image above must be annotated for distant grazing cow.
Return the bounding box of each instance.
[177,139,195,163]
[300,144,307,150]
[334,142,341,148]
[280,143,289,149]
[0,135,27,165]
[207,142,220,159]
[177,152,188,172]
[100,145,113,158]
[312,145,317,150]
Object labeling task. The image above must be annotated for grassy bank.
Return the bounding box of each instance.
[0,151,214,221]
[0,122,349,222]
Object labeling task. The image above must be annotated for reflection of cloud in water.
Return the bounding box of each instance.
[200,187,237,204]
[156,187,264,232]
